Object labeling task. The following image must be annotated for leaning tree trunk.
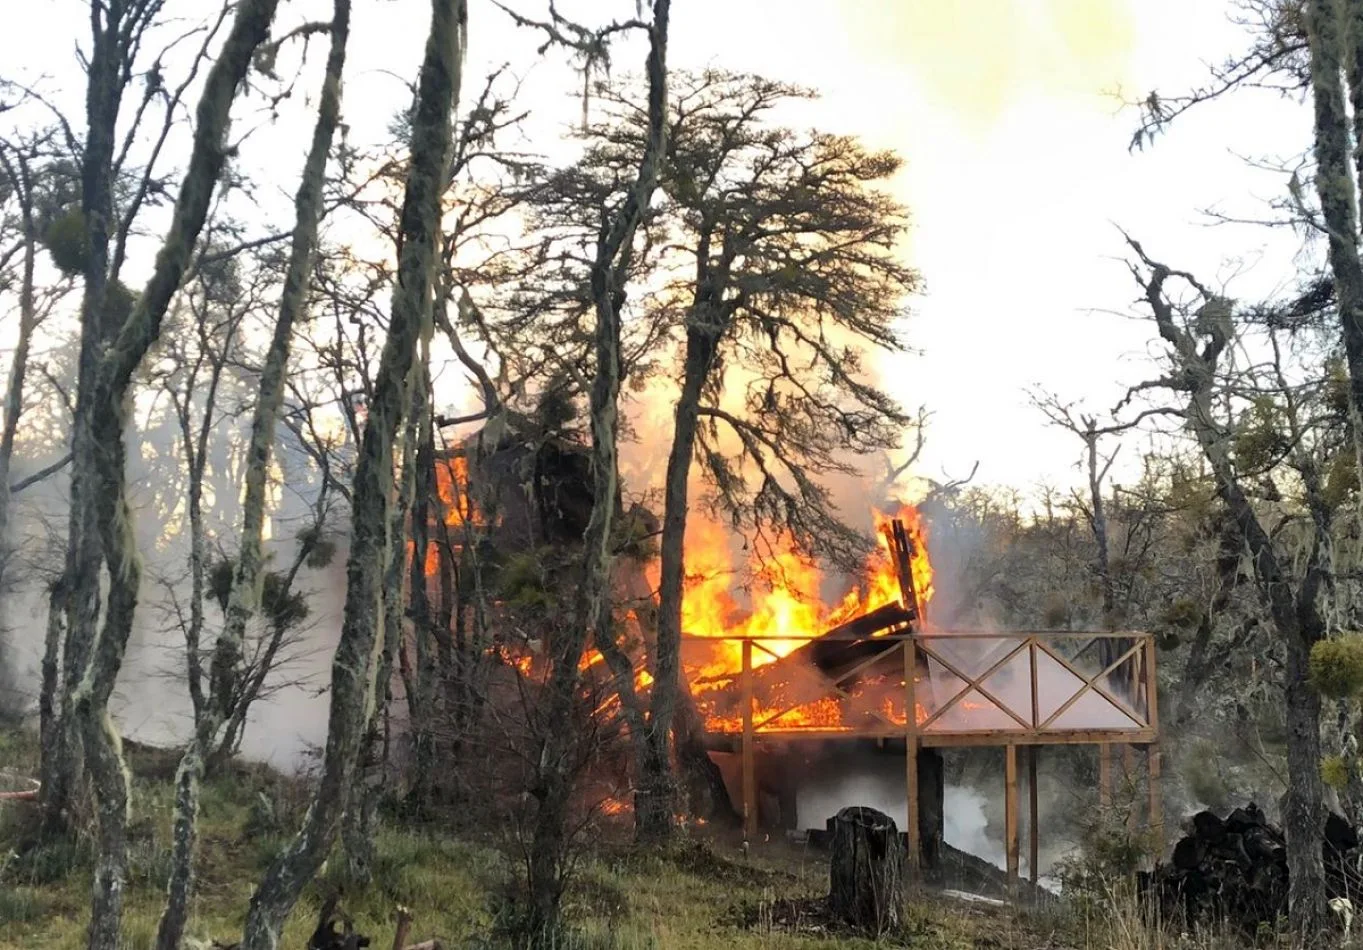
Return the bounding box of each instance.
[238,5,462,946]
[154,7,350,947]
[74,5,282,948]
[343,349,427,885]
[0,179,37,593]
[526,5,670,935]
[642,309,722,842]
[828,806,904,933]
[1312,0,1363,499]
[43,1,132,835]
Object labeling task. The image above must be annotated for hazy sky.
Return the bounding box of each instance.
[1,0,1316,496]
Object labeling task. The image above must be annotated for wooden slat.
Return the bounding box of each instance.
[1028,746,1039,885]
[1099,744,1111,808]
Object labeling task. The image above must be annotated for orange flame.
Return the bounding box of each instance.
[670,504,935,733]
[435,456,479,528]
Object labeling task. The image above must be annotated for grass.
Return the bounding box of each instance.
[0,727,1300,950]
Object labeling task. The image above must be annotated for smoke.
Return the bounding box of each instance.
[795,755,1006,869]
[0,400,346,772]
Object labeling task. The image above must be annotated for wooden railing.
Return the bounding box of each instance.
[683,630,1158,745]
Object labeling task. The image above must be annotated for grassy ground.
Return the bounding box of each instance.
[0,727,1232,950]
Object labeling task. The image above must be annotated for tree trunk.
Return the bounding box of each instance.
[74,4,282,947]
[827,806,904,933]
[343,347,426,884]
[1284,625,1330,932]
[0,169,37,594]
[526,5,670,935]
[641,311,722,842]
[239,4,462,946]
[1338,0,1363,494]
[155,8,350,947]
[406,409,438,812]
[44,1,132,836]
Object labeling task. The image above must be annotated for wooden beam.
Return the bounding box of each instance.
[1028,746,1039,885]
[1123,744,1137,835]
[904,639,920,878]
[742,639,756,842]
[1148,743,1163,861]
[1099,744,1111,808]
[1005,744,1019,897]
[700,727,1159,750]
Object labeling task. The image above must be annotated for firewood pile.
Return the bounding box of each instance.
[1143,802,1363,931]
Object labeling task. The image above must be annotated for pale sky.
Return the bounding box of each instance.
[0,0,1321,762]
[1,0,1316,496]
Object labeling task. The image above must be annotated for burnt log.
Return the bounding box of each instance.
[828,806,904,932]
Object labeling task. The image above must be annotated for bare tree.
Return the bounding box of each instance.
[238,2,465,945]
[513,0,671,934]
[151,5,351,948]
[43,2,286,945]
[1118,234,1333,933]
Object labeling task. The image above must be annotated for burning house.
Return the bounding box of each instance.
[419,420,1162,892]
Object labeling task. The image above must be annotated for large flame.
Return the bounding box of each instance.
[671,504,934,732]
[678,504,932,674]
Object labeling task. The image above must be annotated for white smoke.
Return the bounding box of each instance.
[795,759,1006,868]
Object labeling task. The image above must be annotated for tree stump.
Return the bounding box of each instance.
[828,806,904,932]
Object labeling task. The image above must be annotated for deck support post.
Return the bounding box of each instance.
[1005,744,1019,897]
[741,639,756,842]
[1028,746,1039,885]
[1099,743,1111,808]
[903,636,920,879]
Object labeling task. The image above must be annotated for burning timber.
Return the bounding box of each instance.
[682,515,1163,896]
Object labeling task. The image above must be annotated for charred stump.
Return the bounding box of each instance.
[828,806,904,932]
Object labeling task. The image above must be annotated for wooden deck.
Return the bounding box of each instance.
[684,629,1163,892]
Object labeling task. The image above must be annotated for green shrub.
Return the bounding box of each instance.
[1322,755,1350,791]
[1309,636,1363,698]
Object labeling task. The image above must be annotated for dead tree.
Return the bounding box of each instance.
[1119,234,1332,933]
[516,2,671,934]
[238,3,465,946]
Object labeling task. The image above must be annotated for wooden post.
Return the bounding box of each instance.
[1028,746,1039,885]
[903,637,920,877]
[1098,744,1111,808]
[1148,744,1163,860]
[1005,744,1019,896]
[742,639,756,842]
[1123,744,1137,835]
[1028,640,1040,885]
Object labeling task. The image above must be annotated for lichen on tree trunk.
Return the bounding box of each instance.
[525,3,670,934]
[238,4,464,946]
[68,2,284,946]
[153,6,351,947]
